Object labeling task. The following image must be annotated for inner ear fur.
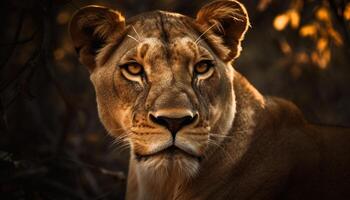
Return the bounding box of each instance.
[196,0,250,62]
[69,6,125,71]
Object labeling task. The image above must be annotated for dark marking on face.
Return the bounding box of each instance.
[139,43,150,59]
[158,12,171,62]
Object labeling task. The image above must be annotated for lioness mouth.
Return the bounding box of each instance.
[135,146,202,162]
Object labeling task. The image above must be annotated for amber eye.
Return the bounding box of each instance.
[121,62,144,76]
[194,60,214,75]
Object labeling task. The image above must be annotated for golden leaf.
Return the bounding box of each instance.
[299,24,317,37]
[317,38,328,52]
[56,11,70,25]
[296,52,309,64]
[312,50,330,69]
[320,49,331,69]
[257,0,272,12]
[316,7,331,22]
[311,51,318,63]
[273,14,290,31]
[344,3,350,21]
[328,28,343,46]
[280,39,292,55]
[289,10,300,29]
[54,48,65,60]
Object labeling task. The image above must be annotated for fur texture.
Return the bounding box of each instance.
[69,1,350,199]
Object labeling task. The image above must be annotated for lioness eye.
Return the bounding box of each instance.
[121,62,143,76]
[194,60,214,75]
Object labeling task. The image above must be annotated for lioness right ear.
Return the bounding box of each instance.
[69,6,125,72]
[196,0,249,62]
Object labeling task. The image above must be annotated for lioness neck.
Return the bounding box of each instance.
[126,71,267,200]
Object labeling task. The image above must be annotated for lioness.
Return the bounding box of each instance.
[69,0,350,199]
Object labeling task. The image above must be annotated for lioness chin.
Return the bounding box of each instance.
[69,0,350,199]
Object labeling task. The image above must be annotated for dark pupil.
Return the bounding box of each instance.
[198,63,208,73]
[129,65,140,74]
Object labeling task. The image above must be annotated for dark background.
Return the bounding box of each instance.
[1,0,349,199]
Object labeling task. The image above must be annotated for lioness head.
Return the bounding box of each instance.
[69,0,249,178]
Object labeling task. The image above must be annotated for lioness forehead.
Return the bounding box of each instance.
[127,11,198,41]
[120,37,210,63]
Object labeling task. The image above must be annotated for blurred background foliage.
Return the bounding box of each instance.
[0,0,349,199]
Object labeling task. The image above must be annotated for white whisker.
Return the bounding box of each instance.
[195,22,218,44]
[108,128,133,153]
[127,34,141,43]
[132,25,141,40]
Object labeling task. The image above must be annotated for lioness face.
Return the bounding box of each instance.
[70,1,249,178]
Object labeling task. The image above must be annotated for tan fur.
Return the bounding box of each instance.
[70,1,350,199]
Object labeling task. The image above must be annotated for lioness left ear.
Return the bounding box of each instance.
[196,0,249,62]
[69,6,125,72]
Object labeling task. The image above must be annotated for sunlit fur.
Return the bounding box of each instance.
[70,1,350,200]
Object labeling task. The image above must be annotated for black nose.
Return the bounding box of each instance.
[150,114,197,138]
